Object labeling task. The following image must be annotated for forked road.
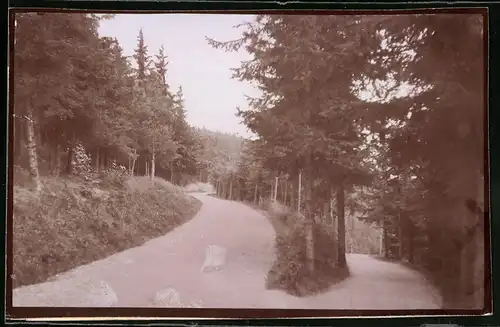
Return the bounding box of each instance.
[13,193,443,309]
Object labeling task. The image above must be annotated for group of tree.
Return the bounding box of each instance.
[13,13,201,190]
[208,14,485,309]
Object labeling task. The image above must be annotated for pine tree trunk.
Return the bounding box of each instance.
[379,127,390,259]
[170,161,174,183]
[329,185,335,227]
[305,160,315,272]
[25,110,41,194]
[253,182,258,204]
[273,176,278,202]
[297,170,302,212]
[336,183,347,268]
[130,150,137,176]
[398,213,404,260]
[304,165,315,272]
[348,209,354,253]
[283,181,288,205]
[229,175,233,200]
[151,151,156,181]
[383,221,389,258]
[329,187,337,261]
[54,143,61,177]
[408,222,415,264]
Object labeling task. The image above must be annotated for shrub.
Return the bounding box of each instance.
[71,143,93,180]
[265,202,349,297]
[100,161,128,188]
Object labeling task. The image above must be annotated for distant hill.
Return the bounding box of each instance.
[191,127,246,181]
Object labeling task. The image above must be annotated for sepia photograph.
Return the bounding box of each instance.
[8,9,488,316]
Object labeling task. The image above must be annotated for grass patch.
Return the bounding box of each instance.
[264,202,349,297]
[12,175,202,288]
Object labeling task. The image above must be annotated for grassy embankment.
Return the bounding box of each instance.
[12,172,202,288]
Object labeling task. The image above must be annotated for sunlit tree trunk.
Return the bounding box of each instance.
[336,183,347,268]
[283,180,288,205]
[130,149,137,176]
[170,160,174,183]
[273,176,278,202]
[253,182,258,204]
[297,170,302,212]
[150,151,156,181]
[304,160,315,272]
[229,174,233,200]
[54,143,61,177]
[25,109,41,194]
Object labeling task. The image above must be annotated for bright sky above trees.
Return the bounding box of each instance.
[99,14,260,138]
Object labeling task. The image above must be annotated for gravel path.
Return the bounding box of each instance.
[13,193,443,309]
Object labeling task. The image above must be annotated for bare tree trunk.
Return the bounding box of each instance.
[304,172,315,272]
[229,175,233,200]
[25,110,41,194]
[348,206,355,253]
[329,186,337,261]
[398,213,404,260]
[379,127,391,259]
[283,181,288,205]
[329,186,335,226]
[297,170,302,212]
[130,149,137,176]
[54,143,61,177]
[253,182,258,204]
[382,220,389,258]
[150,151,156,181]
[273,176,279,202]
[170,161,174,183]
[336,183,347,268]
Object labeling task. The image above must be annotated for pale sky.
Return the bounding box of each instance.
[98,14,260,139]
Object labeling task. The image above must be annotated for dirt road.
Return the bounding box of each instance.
[13,193,442,309]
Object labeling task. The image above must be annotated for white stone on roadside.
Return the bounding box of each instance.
[153,287,182,307]
[95,281,118,307]
[201,245,227,272]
